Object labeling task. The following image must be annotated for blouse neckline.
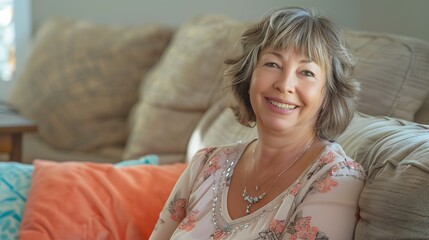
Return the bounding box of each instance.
[213,140,335,233]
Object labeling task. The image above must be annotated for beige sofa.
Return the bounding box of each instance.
[5,15,429,239]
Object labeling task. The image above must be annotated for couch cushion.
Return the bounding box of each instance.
[337,113,429,239]
[415,94,429,124]
[186,98,257,163]
[123,15,245,164]
[19,159,186,240]
[8,17,172,153]
[20,133,121,164]
[345,30,429,122]
[0,162,33,240]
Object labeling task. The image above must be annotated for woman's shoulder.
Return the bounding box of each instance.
[309,142,366,180]
[319,142,356,164]
[191,140,255,163]
[187,140,255,188]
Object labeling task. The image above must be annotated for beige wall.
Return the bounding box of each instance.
[360,0,429,42]
[30,0,429,41]
[31,0,362,31]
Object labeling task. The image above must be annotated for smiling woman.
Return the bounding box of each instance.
[150,6,365,240]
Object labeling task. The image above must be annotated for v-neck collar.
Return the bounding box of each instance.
[212,140,334,233]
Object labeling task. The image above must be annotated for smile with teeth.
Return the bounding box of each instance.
[268,99,297,110]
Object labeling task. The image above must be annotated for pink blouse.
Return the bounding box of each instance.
[150,141,366,240]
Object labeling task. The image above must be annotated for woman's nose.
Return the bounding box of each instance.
[273,70,296,93]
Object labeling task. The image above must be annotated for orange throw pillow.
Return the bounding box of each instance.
[19,160,187,240]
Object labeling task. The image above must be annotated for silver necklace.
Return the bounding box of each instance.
[242,138,314,215]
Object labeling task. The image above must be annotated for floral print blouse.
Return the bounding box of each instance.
[150,141,366,240]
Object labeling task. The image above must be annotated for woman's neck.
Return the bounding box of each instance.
[253,128,318,170]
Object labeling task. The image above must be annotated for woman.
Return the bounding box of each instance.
[150,6,365,240]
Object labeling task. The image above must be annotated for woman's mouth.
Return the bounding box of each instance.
[268,99,298,110]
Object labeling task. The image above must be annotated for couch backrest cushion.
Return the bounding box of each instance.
[123,15,245,164]
[415,94,429,124]
[8,17,172,153]
[345,30,429,123]
[337,113,429,239]
[186,98,257,163]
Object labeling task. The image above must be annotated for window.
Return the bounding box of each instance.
[0,0,14,81]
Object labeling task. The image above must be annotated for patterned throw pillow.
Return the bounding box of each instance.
[8,17,173,153]
[123,15,245,164]
[0,156,159,240]
[0,162,33,240]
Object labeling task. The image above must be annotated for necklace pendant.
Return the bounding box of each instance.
[255,185,260,191]
[245,204,251,215]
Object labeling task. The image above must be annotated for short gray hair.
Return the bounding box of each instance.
[225,6,360,140]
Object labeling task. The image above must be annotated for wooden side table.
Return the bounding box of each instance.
[0,112,37,162]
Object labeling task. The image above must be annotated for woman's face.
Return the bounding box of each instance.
[249,48,326,136]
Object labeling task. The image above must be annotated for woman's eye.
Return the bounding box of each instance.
[264,62,280,68]
[302,70,315,78]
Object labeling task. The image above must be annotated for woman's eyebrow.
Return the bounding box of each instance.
[300,59,314,63]
[264,51,283,59]
[263,51,314,64]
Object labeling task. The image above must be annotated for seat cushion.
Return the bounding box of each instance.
[337,113,429,239]
[20,133,120,164]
